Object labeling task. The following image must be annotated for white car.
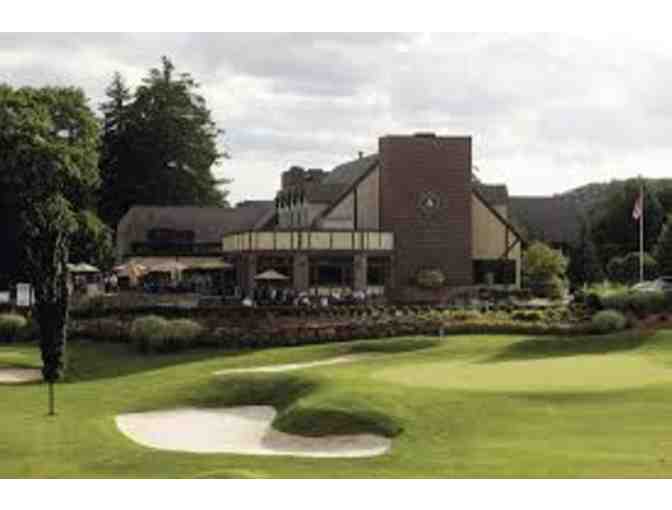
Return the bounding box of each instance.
[632,277,672,293]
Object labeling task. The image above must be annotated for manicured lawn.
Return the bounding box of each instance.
[3,331,672,477]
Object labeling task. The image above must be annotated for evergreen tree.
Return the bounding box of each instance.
[568,219,605,285]
[99,57,230,229]
[98,72,131,226]
[653,215,672,275]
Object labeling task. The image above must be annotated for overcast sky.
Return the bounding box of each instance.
[2,32,671,205]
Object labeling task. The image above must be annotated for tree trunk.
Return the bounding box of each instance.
[48,382,55,416]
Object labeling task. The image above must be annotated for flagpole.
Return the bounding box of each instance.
[640,175,645,283]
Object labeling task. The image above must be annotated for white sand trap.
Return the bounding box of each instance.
[0,368,42,384]
[116,406,391,458]
[213,354,369,376]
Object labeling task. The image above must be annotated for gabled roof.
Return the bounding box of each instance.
[321,153,379,187]
[508,196,582,246]
[472,186,525,244]
[119,203,274,243]
[474,183,509,207]
[310,154,381,227]
[302,182,346,203]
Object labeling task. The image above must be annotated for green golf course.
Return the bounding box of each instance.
[3,330,672,477]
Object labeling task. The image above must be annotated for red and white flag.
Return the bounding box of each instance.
[632,191,643,221]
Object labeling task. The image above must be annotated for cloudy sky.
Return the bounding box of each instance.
[2,32,671,204]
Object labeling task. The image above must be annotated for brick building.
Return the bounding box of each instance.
[117,133,525,303]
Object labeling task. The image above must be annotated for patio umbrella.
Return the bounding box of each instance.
[113,262,147,279]
[68,263,100,273]
[184,260,233,271]
[149,261,188,274]
[254,269,289,281]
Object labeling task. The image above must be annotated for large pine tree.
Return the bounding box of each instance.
[98,72,132,226]
[99,57,229,228]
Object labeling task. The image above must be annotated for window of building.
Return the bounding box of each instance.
[367,256,390,286]
[473,259,516,285]
[309,256,354,287]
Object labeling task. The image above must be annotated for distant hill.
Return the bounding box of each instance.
[558,178,672,214]
[508,177,672,248]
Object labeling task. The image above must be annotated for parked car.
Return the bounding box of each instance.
[632,277,672,293]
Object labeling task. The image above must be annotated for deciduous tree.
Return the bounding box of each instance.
[0,85,100,415]
[591,179,664,265]
[654,215,672,276]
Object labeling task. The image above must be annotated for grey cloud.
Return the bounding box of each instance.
[3,32,672,203]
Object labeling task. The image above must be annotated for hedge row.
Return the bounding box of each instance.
[583,290,672,317]
[68,312,624,354]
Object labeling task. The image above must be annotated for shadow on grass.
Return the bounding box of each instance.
[343,337,440,355]
[126,371,403,439]
[65,335,440,384]
[485,330,655,363]
[64,340,249,383]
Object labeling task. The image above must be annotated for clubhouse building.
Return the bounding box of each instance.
[117,133,547,303]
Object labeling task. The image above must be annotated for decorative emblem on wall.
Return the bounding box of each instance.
[415,268,446,289]
[417,190,442,217]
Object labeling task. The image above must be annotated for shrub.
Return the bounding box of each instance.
[591,310,628,334]
[586,281,629,297]
[444,309,482,322]
[584,292,603,311]
[600,290,666,316]
[607,253,659,284]
[130,315,169,353]
[0,313,28,342]
[511,310,545,322]
[630,291,666,315]
[528,274,566,299]
[163,319,204,352]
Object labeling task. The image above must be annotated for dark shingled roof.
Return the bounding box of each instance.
[474,183,509,206]
[321,153,379,188]
[303,182,347,203]
[508,196,582,246]
[120,203,274,243]
[287,153,380,207]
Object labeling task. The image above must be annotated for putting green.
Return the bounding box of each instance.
[373,353,672,392]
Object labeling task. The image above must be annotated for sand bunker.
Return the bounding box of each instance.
[0,368,42,384]
[213,354,369,376]
[116,406,391,457]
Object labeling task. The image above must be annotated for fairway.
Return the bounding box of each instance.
[374,353,672,392]
[4,331,672,477]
